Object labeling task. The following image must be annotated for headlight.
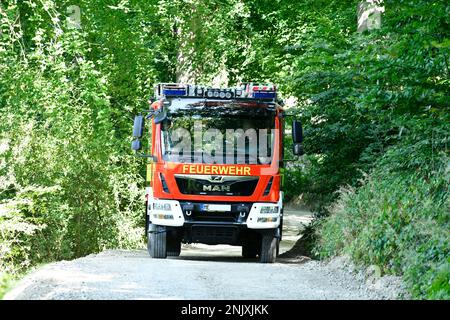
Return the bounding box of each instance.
[153,213,174,220]
[260,206,279,214]
[257,217,278,223]
[153,202,171,211]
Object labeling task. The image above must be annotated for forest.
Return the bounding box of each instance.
[0,0,448,299]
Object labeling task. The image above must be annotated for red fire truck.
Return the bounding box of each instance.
[132,83,303,263]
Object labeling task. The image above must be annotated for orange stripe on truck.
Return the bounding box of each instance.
[181,164,251,176]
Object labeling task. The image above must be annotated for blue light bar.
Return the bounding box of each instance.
[163,89,186,96]
[252,92,276,99]
[154,83,278,101]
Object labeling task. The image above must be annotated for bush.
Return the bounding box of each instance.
[0,1,145,290]
[0,272,13,299]
[315,148,449,299]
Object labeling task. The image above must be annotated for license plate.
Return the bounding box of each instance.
[200,204,231,212]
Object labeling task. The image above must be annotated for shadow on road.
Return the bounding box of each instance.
[170,254,312,264]
[152,208,315,264]
[169,255,259,263]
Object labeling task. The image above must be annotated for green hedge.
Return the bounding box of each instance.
[315,148,449,299]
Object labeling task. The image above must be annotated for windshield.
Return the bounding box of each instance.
[161,100,276,165]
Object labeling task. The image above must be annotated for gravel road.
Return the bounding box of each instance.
[3,209,405,300]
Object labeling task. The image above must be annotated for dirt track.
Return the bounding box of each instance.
[4,209,404,300]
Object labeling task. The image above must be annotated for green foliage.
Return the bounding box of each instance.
[0,0,144,286]
[282,0,449,205]
[316,154,449,299]
[0,0,448,300]
[239,0,450,299]
[0,272,13,299]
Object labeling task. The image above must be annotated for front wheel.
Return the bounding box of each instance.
[276,226,281,257]
[276,238,280,257]
[260,234,277,263]
[147,224,167,259]
[167,235,181,257]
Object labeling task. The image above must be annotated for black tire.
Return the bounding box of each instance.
[166,228,181,257]
[167,237,181,257]
[145,208,149,236]
[260,234,277,263]
[147,224,167,258]
[276,226,281,257]
[276,238,280,257]
[277,210,283,257]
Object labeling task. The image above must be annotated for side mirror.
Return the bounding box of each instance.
[154,108,167,124]
[293,143,304,156]
[131,139,142,151]
[133,115,145,138]
[292,120,303,143]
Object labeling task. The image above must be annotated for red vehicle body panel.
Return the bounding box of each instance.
[148,101,284,204]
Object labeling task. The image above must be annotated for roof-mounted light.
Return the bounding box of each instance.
[163,88,186,96]
[204,88,235,100]
[253,91,276,99]
[196,87,204,96]
[155,83,188,98]
[243,82,277,100]
[153,83,277,101]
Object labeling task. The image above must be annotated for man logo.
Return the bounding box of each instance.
[203,185,231,192]
[208,175,224,183]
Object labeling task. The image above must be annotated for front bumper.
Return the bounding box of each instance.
[148,198,282,229]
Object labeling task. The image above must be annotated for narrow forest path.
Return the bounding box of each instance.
[4,209,403,300]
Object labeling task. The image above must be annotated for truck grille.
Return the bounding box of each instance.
[175,174,258,196]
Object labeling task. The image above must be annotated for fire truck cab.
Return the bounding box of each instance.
[132,83,303,263]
